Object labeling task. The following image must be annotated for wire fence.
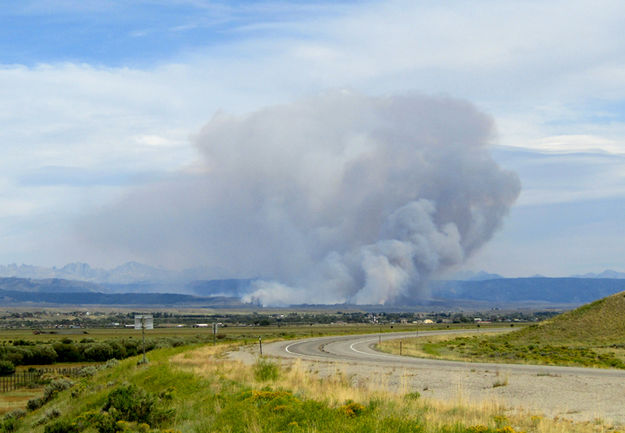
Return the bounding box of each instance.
[0,367,85,393]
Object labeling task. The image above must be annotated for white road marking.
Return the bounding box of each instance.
[349,338,393,357]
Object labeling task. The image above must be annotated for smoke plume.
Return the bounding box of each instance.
[81,92,520,305]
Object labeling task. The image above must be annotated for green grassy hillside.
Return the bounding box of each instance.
[509,291,625,345]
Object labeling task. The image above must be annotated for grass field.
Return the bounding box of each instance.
[0,387,43,415]
[0,341,619,433]
[0,322,506,344]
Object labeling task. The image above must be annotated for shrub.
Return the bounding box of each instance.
[24,345,58,365]
[104,384,156,424]
[121,340,138,357]
[3,349,24,366]
[254,358,279,382]
[52,343,82,362]
[467,426,488,433]
[43,378,74,401]
[101,359,119,370]
[83,344,113,362]
[77,366,98,377]
[27,397,45,411]
[43,419,80,433]
[106,341,127,360]
[3,409,25,420]
[403,391,421,400]
[339,401,366,417]
[33,407,61,426]
[0,360,15,376]
[0,409,26,432]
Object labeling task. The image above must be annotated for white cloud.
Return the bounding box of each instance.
[2,0,625,274]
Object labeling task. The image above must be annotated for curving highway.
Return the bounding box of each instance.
[264,329,625,378]
[258,329,625,423]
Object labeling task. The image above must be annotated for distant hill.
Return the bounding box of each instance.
[508,290,625,345]
[572,269,625,279]
[430,277,625,304]
[0,277,246,306]
[0,262,226,285]
[2,273,625,308]
[0,290,243,308]
[0,277,100,293]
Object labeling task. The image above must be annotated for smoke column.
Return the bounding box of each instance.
[82,92,520,305]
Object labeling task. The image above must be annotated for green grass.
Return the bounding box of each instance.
[0,342,613,433]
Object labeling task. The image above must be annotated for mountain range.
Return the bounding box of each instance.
[0,262,227,287]
[1,262,624,307]
[4,262,624,285]
[430,277,625,304]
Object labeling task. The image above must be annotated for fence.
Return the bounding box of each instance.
[0,367,85,393]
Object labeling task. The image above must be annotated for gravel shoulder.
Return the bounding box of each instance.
[228,330,625,425]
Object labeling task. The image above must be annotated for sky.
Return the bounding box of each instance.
[1,0,625,279]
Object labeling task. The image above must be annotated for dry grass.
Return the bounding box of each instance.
[171,343,621,433]
[0,387,43,414]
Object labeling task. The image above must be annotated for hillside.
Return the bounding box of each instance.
[508,290,625,345]
[384,291,625,369]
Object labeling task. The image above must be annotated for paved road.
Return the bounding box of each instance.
[265,329,625,378]
[258,329,625,423]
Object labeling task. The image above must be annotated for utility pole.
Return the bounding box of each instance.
[212,323,217,345]
[141,315,147,364]
[258,336,263,355]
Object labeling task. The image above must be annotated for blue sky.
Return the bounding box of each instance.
[0,1,352,66]
[1,0,625,277]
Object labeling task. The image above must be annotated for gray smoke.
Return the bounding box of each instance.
[80,92,520,305]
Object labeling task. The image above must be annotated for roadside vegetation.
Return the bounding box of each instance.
[0,341,619,433]
[381,291,625,369]
[0,335,215,372]
[0,322,509,372]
